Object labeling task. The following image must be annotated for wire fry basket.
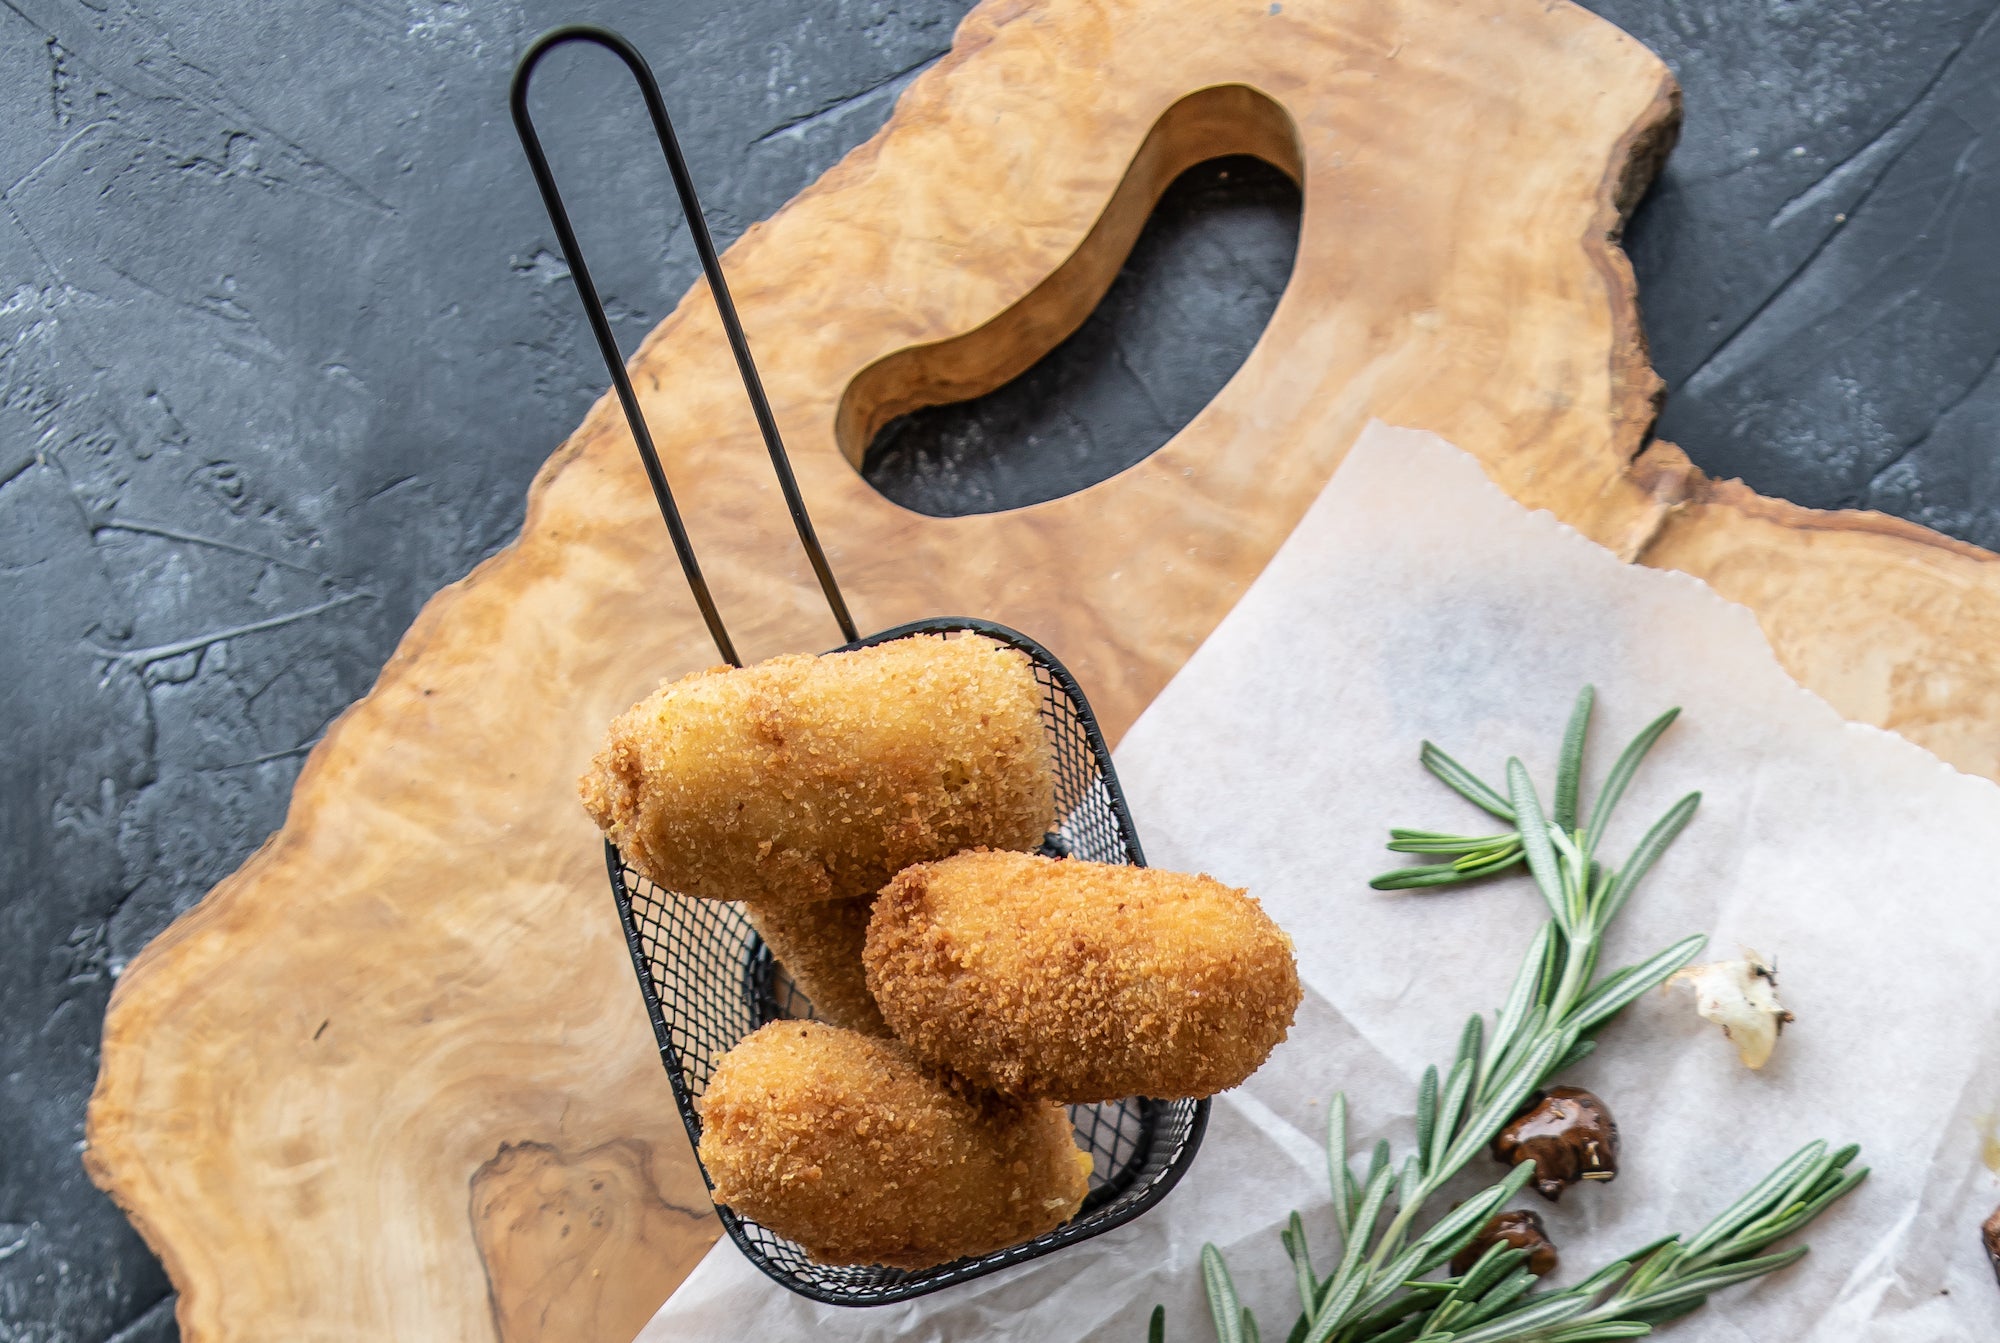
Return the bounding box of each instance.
[610,616,1208,1303]
[513,25,1208,1305]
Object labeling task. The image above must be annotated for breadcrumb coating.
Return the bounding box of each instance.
[578,633,1055,908]
[864,851,1301,1102]
[744,895,890,1036]
[695,1021,1091,1269]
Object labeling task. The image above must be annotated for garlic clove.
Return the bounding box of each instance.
[1668,950,1794,1069]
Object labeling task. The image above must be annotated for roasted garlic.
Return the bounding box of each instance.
[1492,1086,1618,1201]
[1449,1208,1558,1276]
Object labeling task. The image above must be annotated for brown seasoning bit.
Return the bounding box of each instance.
[1449,1208,1559,1277]
[1491,1086,1619,1202]
[1983,1202,2000,1291]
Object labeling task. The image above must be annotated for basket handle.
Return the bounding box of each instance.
[510,25,859,666]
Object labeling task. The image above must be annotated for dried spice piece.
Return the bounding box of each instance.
[1493,1086,1618,1201]
[1449,1208,1558,1276]
[1670,951,1794,1069]
[1984,1203,2000,1291]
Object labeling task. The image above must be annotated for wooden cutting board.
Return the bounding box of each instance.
[84,0,2000,1339]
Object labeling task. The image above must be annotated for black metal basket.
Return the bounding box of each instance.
[514,26,1207,1306]
[607,616,1208,1304]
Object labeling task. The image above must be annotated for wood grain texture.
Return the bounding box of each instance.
[80,0,2000,1339]
[470,1141,715,1343]
[1634,441,2000,780]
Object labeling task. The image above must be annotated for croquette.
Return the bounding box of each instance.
[744,895,889,1036]
[695,1020,1092,1268]
[864,850,1301,1102]
[578,633,1055,907]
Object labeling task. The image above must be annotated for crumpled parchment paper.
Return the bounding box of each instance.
[637,422,2000,1342]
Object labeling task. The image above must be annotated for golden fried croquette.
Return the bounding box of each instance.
[744,895,889,1036]
[578,633,1055,908]
[864,851,1300,1102]
[695,1021,1091,1268]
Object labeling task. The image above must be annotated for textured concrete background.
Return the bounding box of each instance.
[2,2,1995,1339]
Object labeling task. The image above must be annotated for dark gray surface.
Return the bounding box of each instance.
[1618,0,2000,546]
[1,2,1995,1339]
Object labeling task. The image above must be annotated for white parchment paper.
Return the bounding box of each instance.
[638,423,2000,1342]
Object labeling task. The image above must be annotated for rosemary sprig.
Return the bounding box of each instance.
[1398,1140,1867,1343]
[1368,690,1677,892]
[1154,689,1864,1343]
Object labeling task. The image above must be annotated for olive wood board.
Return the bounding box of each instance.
[84,0,2000,1340]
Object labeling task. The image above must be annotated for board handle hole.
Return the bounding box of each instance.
[836,85,1302,516]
